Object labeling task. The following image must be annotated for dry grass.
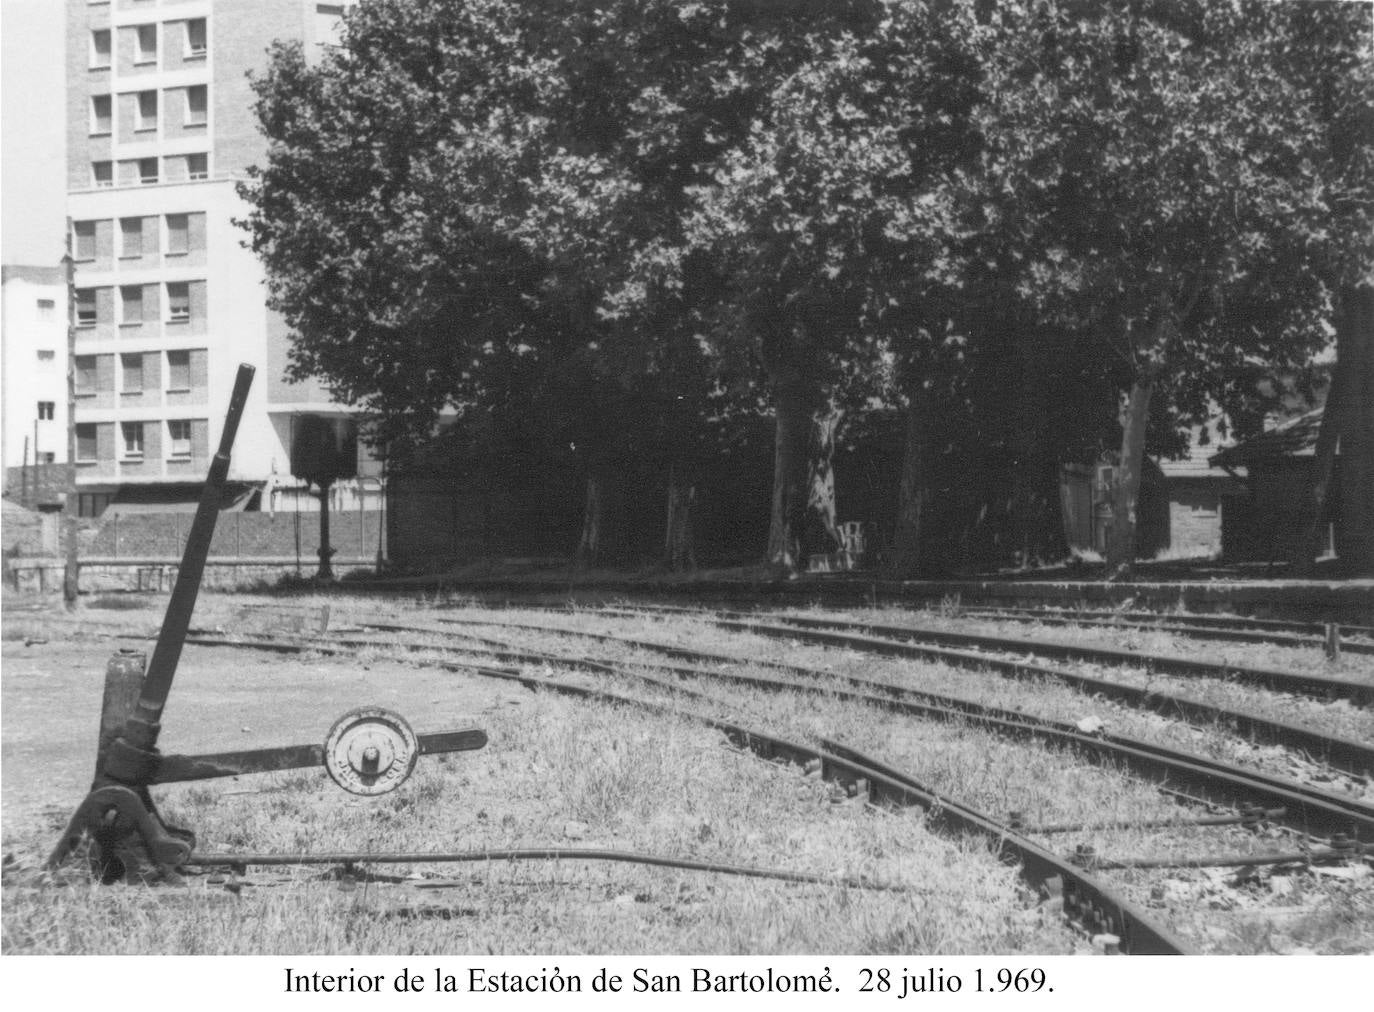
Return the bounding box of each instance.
[5,592,1371,955]
[2,655,1072,955]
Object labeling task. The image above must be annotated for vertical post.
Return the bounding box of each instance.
[1324,623,1341,661]
[21,436,29,508]
[62,233,79,609]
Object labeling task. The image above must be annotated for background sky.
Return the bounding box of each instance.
[2,0,67,267]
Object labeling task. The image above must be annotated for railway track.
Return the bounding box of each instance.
[950,605,1374,642]
[379,611,1374,778]
[169,620,1374,954]
[657,608,1374,705]
[941,608,1374,656]
[163,629,1191,953]
[339,617,1374,837]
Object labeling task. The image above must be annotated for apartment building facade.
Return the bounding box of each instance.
[66,0,371,516]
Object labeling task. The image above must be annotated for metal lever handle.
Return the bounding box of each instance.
[115,363,255,760]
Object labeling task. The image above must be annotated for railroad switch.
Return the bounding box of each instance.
[44,365,488,885]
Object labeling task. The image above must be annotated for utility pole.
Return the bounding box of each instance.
[62,226,80,610]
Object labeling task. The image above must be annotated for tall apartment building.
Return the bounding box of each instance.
[2,265,70,477]
[66,0,372,517]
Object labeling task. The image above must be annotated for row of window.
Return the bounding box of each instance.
[75,350,200,393]
[90,153,208,188]
[90,86,207,134]
[72,213,205,262]
[76,419,198,463]
[76,282,201,326]
[89,19,206,69]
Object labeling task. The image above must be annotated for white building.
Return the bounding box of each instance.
[1,265,70,479]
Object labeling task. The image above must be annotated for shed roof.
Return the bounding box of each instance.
[1209,408,1324,468]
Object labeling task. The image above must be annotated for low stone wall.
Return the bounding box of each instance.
[9,557,378,594]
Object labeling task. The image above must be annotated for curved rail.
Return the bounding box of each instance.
[933,608,1374,655]
[183,622,1374,843]
[408,613,1374,777]
[713,612,1374,705]
[173,632,1191,954]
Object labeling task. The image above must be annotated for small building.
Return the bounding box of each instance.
[1209,409,1332,563]
[1156,438,1240,558]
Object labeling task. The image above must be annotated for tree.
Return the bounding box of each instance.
[290,415,356,581]
[971,0,1338,578]
[686,2,984,572]
[1260,2,1374,576]
[242,0,901,573]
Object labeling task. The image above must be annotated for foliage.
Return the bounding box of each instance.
[240,0,1374,573]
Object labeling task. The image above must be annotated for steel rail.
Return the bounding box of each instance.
[951,605,1374,639]
[179,627,1374,844]
[342,620,1374,826]
[710,612,1374,706]
[1017,808,1286,835]
[930,608,1374,655]
[402,613,1374,777]
[157,633,1191,951]
[1088,846,1370,871]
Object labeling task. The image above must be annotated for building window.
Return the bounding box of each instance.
[316,4,346,46]
[121,422,145,459]
[120,217,143,258]
[75,355,98,392]
[93,161,113,188]
[136,91,157,131]
[90,29,111,69]
[91,94,112,134]
[185,18,207,57]
[37,300,56,319]
[120,286,144,324]
[135,24,157,64]
[185,85,207,126]
[167,282,190,322]
[139,157,158,184]
[121,353,144,392]
[167,349,191,389]
[73,221,97,261]
[186,153,208,180]
[166,213,189,255]
[41,452,56,465]
[76,290,97,327]
[37,348,56,365]
[37,401,55,421]
[76,424,98,462]
[168,419,192,458]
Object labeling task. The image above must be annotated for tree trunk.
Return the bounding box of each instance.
[1105,379,1154,581]
[663,467,697,572]
[766,374,815,572]
[801,403,843,561]
[1335,283,1374,575]
[316,481,334,581]
[889,384,931,578]
[575,472,604,570]
[1010,338,1065,567]
[1287,353,1344,576]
